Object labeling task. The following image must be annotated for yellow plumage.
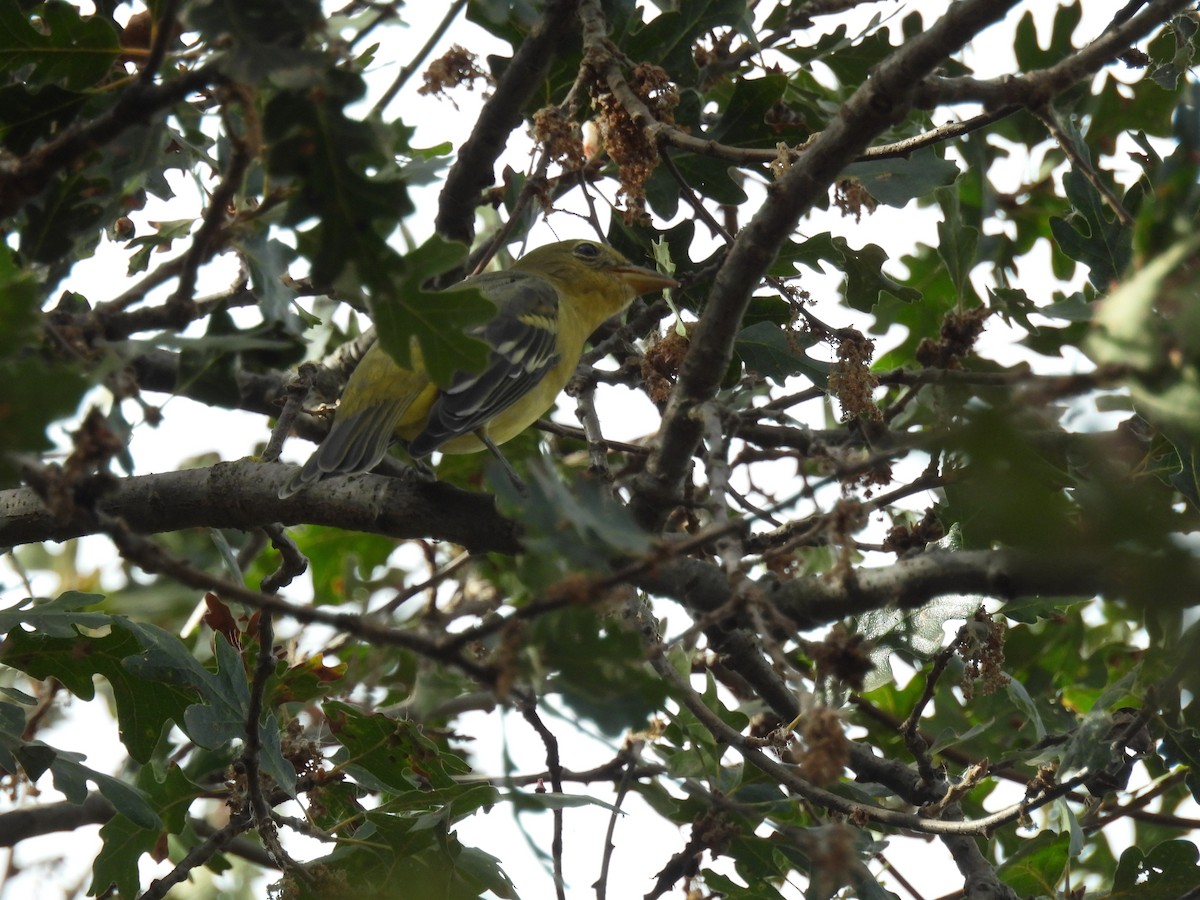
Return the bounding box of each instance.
[280,240,676,496]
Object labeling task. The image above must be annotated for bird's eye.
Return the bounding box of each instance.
[573,242,602,260]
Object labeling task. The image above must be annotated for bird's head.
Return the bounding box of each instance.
[513,239,678,298]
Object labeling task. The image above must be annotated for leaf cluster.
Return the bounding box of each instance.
[4,1,1200,898]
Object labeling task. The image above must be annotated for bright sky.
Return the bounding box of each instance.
[1,2,1182,898]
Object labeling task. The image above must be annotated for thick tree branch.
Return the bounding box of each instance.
[648,645,1090,837]
[0,794,114,846]
[914,0,1192,110]
[635,547,1200,636]
[0,66,217,220]
[0,461,520,555]
[434,0,581,247]
[0,796,277,870]
[627,0,1023,530]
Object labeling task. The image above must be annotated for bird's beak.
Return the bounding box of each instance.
[613,264,679,296]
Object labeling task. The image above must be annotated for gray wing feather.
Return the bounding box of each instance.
[408,272,560,457]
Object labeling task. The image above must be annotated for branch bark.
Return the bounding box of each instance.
[914,0,1192,110]
[0,66,217,220]
[635,547,1200,634]
[627,0,1024,530]
[0,461,520,555]
[434,0,582,248]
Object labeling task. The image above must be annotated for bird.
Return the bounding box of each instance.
[279,239,677,497]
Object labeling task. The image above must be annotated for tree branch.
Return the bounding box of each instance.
[627,0,1023,530]
[634,547,1200,636]
[0,461,520,555]
[648,643,1091,837]
[0,66,217,220]
[0,794,114,847]
[914,0,1191,110]
[434,0,582,247]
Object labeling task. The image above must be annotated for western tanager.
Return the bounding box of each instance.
[280,239,677,496]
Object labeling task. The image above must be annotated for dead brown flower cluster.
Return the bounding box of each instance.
[641,328,691,406]
[592,62,679,222]
[828,328,881,422]
[532,105,587,173]
[419,44,490,104]
[794,707,850,787]
[916,306,990,369]
[955,608,1010,700]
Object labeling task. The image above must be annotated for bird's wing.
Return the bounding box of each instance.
[408,270,561,457]
[278,343,432,497]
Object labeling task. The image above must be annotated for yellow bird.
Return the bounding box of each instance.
[280,239,677,497]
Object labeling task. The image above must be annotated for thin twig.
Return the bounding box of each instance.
[593,740,643,900]
[1034,105,1134,227]
[138,0,181,86]
[372,0,468,115]
[263,365,315,463]
[567,371,612,478]
[517,698,567,900]
[167,88,259,325]
[380,548,472,615]
[260,524,308,594]
[646,639,1092,836]
[138,814,254,900]
[240,615,291,871]
[0,65,218,220]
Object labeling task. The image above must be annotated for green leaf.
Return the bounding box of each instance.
[291,525,398,606]
[184,0,325,82]
[703,871,788,898]
[0,737,161,854]
[1113,840,1200,896]
[0,250,88,486]
[299,815,516,900]
[497,789,621,813]
[19,166,107,264]
[370,235,492,387]
[264,70,413,286]
[0,0,120,90]
[52,758,160,829]
[936,186,979,302]
[0,702,33,772]
[532,607,669,737]
[499,461,647,564]
[1087,233,1200,440]
[125,219,195,275]
[231,231,299,325]
[452,845,519,900]
[1005,676,1046,741]
[1000,594,1085,625]
[0,351,88,488]
[706,75,788,145]
[819,21,897,88]
[0,83,88,154]
[772,231,841,276]
[0,608,197,763]
[1013,2,1082,71]
[623,0,750,86]
[0,591,109,637]
[857,594,980,692]
[734,321,830,387]
[842,148,960,208]
[1047,128,1132,289]
[997,831,1070,896]
[325,700,470,794]
[92,811,157,898]
[836,238,922,311]
[89,767,203,895]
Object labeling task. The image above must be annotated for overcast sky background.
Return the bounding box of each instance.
[1,2,1186,897]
